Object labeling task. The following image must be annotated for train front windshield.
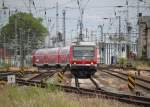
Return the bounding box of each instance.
[73,46,94,59]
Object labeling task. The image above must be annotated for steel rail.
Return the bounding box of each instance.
[16,79,150,106]
[99,65,150,72]
[28,70,58,81]
[0,69,59,81]
[108,69,150,83]
[101,69,150,91]
[90,77,101,89]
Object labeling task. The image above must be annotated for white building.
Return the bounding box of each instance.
[98,33,137,65]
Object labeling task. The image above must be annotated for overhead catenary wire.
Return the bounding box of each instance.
[75,0,90,41]
[2,0,150,45]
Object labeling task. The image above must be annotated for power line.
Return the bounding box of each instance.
[59,0,75,7]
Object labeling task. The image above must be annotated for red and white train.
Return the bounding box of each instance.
[32,42,98,78]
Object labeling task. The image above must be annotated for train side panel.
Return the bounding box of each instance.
[59,47,70,67]
[32,51,36,66]
[47,48,59,67]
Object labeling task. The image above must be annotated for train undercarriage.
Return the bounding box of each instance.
[34,64,97,78]
[70,65,97,78]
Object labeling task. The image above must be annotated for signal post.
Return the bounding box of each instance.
[128,72,135,92]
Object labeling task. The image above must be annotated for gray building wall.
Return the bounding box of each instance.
[98,32,137,65]
[147,28,150,59]
[99,42,127,65]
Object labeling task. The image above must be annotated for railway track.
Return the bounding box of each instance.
[1,68,150,106]
[90,77,101,89]
[0,69,59,83]
[99,65,150,72]
[101,69,150,91]
[28,70,58,82]
[0,71,40,80]
[74,76,101,89]
[16,79,150,106]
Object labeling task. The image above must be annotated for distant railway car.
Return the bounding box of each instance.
[47,48,59,67]
[32,49,48,67]
[32,42,98,78]
[59,46,70,67]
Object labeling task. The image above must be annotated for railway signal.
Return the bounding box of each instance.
[128,72,135,91]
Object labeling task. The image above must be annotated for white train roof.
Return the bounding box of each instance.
[71,41,96,46]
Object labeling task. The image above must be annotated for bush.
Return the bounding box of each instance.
[46,83,60,92]
[118,58,127,65]
[0,62,11,69]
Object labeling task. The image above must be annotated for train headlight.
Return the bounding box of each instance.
[74,62,76,64]
[91,62,93,64]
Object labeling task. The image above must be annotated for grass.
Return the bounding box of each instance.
[0,62,10,69]
[131,59,150,70]
[0,85,137,107]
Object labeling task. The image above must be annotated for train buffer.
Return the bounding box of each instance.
[128,72,135,92]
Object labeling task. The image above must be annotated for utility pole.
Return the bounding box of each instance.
[91,30,94,42]
[3,31,5,62]
[118,16,121,38]
[79,9,84,42]
[14,15,18,66]
[85,28,88,39]
[56,1,59,47]
[48,18,51,47]
[29,0,32,14]
[71,30,73,43]
[126,0,129,41]
[137,0,140,17]
[0,24,2,64]
[98,25,103,42]
[77,20,80,42]
[117,16,121,58]
[19,28,24,70]
[77,0,84,42]
[79,9,84,41]
[126,0,131,59]
[62,10,66,46]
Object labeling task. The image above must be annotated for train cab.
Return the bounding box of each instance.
[70,42,97,78]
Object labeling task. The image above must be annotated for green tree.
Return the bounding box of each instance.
[0,12,48,49]
[0,12,48,67]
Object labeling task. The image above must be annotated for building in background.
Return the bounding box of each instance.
[98,33,128,64]
[138,16,150,59]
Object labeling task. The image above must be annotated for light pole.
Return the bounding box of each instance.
[62,10,66,46]
[79,9,84,41]
[76,0,90,42]
[0,24,2,64]
[70,30,74,43]
[98,25,104,42]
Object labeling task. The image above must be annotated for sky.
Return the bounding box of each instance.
[0,0,150,45]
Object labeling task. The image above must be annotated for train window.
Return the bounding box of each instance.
[73,46,94,58]
[36,50,44,55]
[59,47,70,55]
[47,48,58,55]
